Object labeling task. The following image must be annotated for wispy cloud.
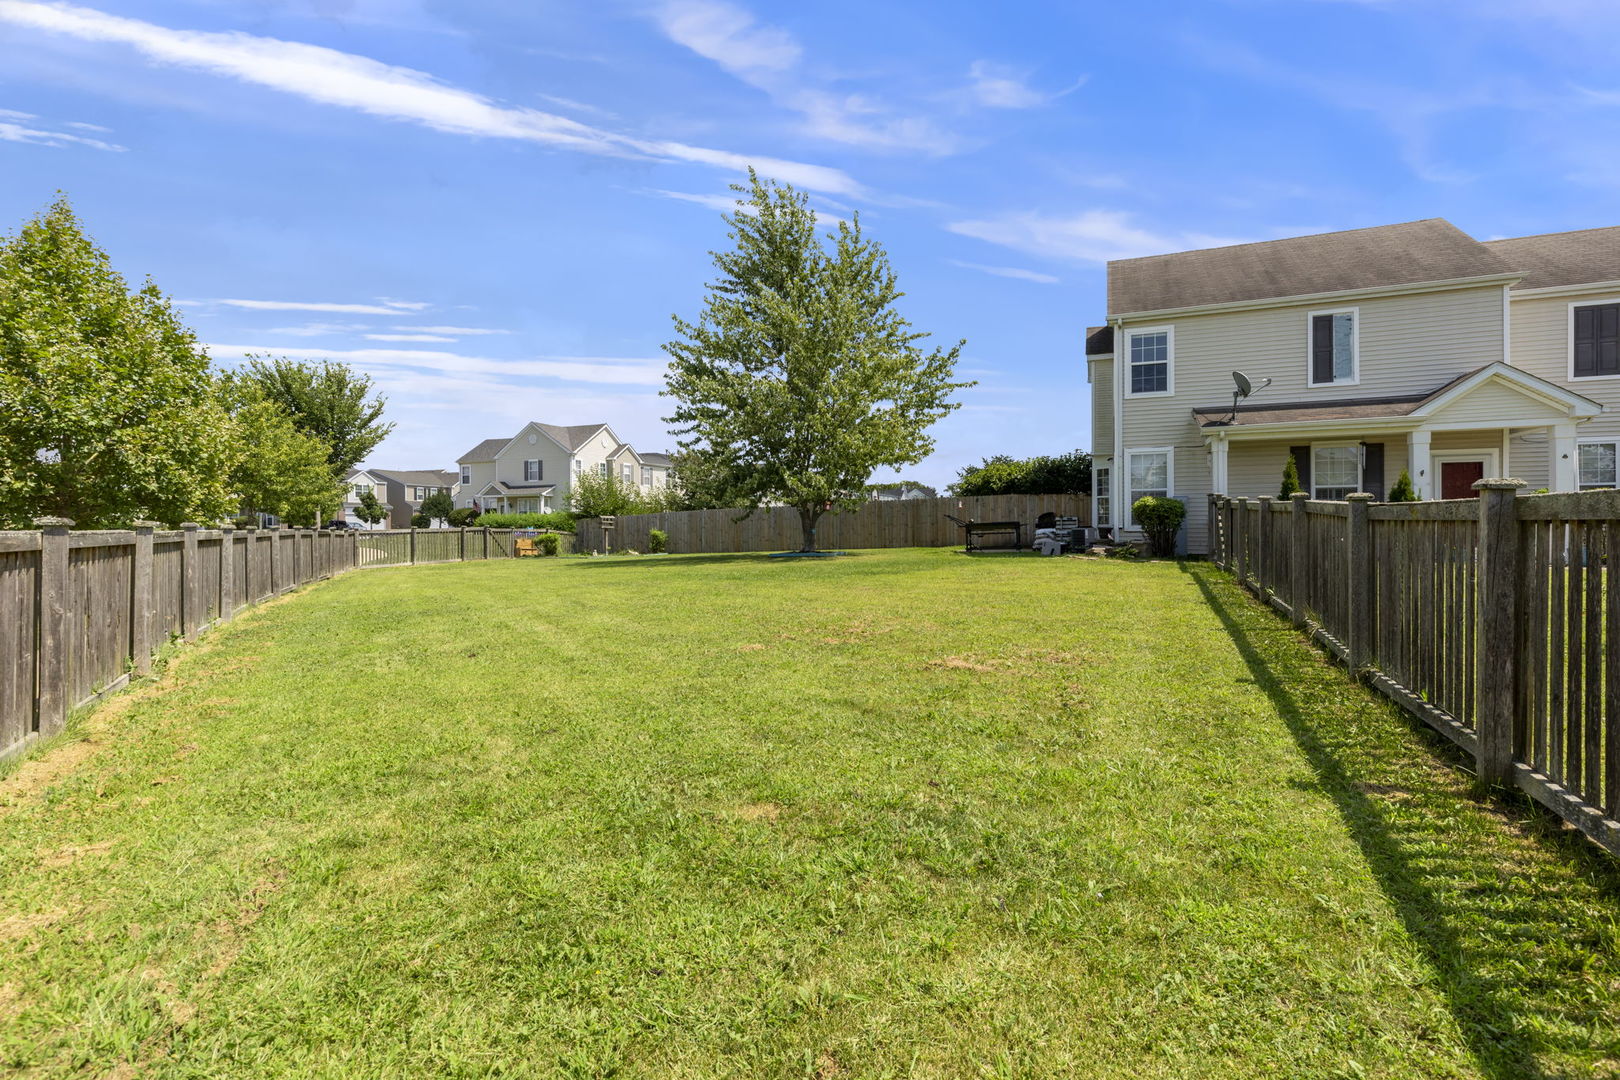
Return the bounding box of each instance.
[0,0,862,195]
[212,298,429,314]
[205,343,667,386]
[644,187,846,225]
[365,333,456,342]
[401,325,511,336]
[946,209,1250,263]
[945,258,1060,284]
[653,0,962,155]
[263,321,374,336]
[964,61,1083,109]
[0,105,124,150]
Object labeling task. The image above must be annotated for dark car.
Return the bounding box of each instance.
[322,520,355,530]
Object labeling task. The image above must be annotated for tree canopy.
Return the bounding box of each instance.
[239,356,392,478]
[662,172,970,551]
[0,196,238,527]
[948,451,1091,497]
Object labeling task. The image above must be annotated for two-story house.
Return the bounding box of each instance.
[341,468,458,527]
[1089,219,1620,555]
[455,422,673,514]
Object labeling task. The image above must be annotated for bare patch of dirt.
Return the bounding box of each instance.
[814,1051,846,1078]
[140,968,197,1025]
[0,909,67,940]
[204,863,289,978]
[40,838,117,868]
[930,655,1000,673]
[0,982,21,1023]
[735,803,782,822]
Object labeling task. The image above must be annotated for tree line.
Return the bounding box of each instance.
[0,197,390,529]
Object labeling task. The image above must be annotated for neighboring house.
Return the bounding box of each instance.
[870,482,938,500]
[1088,219,1620,555]
[455,423,673,514]
[342,468,458,527]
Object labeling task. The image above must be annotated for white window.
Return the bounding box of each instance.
[573,459,582,475]
[524,459,542,482]
[352,484,367,499]
[1126,328,1173,396]
[1313,444,1361,499]
[622,462,632,482]
[1126,448,1171,523]
[641,466,652,486]
[1578,440,1619,489]
[460,465,470,485]
[598,462,610,478]
[1308,308,1358,386]
[1094,464,1112,527]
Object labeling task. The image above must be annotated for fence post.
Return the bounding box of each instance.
[1233,498,1248,585]
[1256,496,1273,595]
[181,523,200,641]
[1208,494,1221,567]
[1289,492,1309,629]
[34,517,72,737]
[131,522,157,676]
[409,528,417,565]
[1475,479,1524,786]
[483,526,490,560]
[460,527,467,562]
[269,525,282,594]
[219,525,235,622]
[1346,494,1374,671]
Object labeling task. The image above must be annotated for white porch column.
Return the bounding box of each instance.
[1409,430,1433,500]
[1500,427,1511,479]
[1210,436,1229,495]
[1553,421,1578,491]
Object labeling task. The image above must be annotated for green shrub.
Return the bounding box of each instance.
[1103,542,1139,559]
[1279,455,1302,499]
[448,507,480,527]
[410,512,430,529]
[649,529,668,554]
[537,533,561,556]
[1132,496,1186,558]
[1387,468,1418,502]
[474,511,576,531]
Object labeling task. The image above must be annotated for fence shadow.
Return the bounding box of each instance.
[1181,561,1620,1080]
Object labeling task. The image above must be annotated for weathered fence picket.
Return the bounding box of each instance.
[1212,483,1620,859]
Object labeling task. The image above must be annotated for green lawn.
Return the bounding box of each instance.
[2,550,1617,1079]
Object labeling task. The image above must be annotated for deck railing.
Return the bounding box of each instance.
[1210,486,1620,859]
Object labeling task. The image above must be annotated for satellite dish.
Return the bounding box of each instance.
[1234,371,1254,398]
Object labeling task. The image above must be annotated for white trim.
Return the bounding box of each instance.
[1093,460,1112,528]
[1124,446,1174,522]
[1575,436,1620,490]
[1509,278,1620,300]
[1431,450,1500,498]
[1305,305,1360,388]
[1109,271,1523,322]
[1502,284,1512,366]
[1566,296,1620,382]
[1124,325,1174,398]
[1112,319,1124,530]
[1309,441,1364,499]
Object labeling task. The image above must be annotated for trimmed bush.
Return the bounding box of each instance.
[474,511,576,531]
[1132,496,1186,558]
[448,507,480,527]
[537,533,561,556]
[1280,455,1302,499]
[410,512,430,529]
[649,528,668,554]
[1387,469,1418,502]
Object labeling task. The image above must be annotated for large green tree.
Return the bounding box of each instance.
[419,489,454,526]
[949,451,1091,497]
[240,356,392,478]
[663,172,970,551]
[0,196,238,527]
[218,375,344,526]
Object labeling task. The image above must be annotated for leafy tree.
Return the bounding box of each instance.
[570,471,647,517]
[419,489,454,526]
[1387,468,1418,502]
[663,171,970,552]
[240,356,392,477]
[447,506,479,527]
[870,479,938,498]
[355,488,389,528]
[949,451,1090,496]
[0,195,238,527]
[219,375,342,527]
[1280,454,1303,499]
[410,511,430,529]
[659,449,750,512]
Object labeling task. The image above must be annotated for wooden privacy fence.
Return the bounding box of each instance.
[1210,485,1620,859]
[0,523,524,764]
[575,494,1092,554]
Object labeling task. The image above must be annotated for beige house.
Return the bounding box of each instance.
[1088,220,1620,554]
[455,422,672,514]
[342,468,458,527]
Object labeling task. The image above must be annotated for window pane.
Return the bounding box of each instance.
[1129,332,1169,394]
[1332,313,1354,380]
[1579,443,1617,488]
[1314,446,1359,495]
[1130,452,1167,492]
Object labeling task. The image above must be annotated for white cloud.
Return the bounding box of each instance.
[946,210,1250,263]
[401,325,511,336]
[0,106,124,150]
[0,107,37,119]
[215,298,428,314]
[654,0,800,80]
[263,321,374,336]
[205,343,668,386]
[945,259,1060,284]
[964,61,1078,109]
[0,0,862,195]
[365,333,456,342]
[645,188,846,226]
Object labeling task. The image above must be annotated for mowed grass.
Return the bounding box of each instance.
[1,550,1618,1079]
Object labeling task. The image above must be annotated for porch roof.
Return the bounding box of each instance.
[1194,362,1602,434]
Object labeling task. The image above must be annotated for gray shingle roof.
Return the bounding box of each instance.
[1107,219,1514,316]
[457,438,508,463]
[535,423,609,452]
[1190,368,1486,428]
[371,469,458,487]
[1085,325,1113,356]
[1484,226,1620,291]
[639,452,672,466]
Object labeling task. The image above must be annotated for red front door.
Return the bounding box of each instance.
[1440,460,1486,500]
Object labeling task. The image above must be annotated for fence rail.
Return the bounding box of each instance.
[575,494,1092,554]
[0,524,523,764]
[1211,486,1620,859]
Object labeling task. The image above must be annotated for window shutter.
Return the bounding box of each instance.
[1361,442,1384,501]
[1289,445,1311,493]
[1311,315,1336,383]
[1600,303,1620,376]
[1575,306,1598,376]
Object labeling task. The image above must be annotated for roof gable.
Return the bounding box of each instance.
[1109,219,1514,316]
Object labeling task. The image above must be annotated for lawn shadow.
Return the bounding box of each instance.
[1181,561,1620,1080]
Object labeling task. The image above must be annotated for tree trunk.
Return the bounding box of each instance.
[797,505,823,552]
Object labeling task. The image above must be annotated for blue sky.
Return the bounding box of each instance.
[2,0,1618,486]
